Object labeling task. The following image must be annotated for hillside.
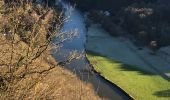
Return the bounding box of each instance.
[0,1,100,99]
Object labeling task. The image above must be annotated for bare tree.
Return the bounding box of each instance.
[0,0,80,91]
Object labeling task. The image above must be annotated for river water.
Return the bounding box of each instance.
[53,1,131,100]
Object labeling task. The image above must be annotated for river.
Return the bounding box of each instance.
[53,1,131,100]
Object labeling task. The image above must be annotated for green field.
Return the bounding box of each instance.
[87,51,170,100]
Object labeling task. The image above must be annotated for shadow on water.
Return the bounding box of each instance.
[53,52,132,100]
[8,0,132,99]
[43,0,170,100]
[153,89,170,97]
[51,0,133,100]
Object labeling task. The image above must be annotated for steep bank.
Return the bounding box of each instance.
[0,52,100,99]
[0,1,100,99]
[54,1,133,100]
[0,51,101,100]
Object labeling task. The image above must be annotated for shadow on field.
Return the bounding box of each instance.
[154,89,170,97]
[87,50,156,76]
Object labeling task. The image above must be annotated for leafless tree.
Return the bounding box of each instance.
[0,0,80,91]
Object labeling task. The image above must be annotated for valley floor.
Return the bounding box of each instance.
[86,24,170,100]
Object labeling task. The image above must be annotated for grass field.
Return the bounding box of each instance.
[87,51,170,100]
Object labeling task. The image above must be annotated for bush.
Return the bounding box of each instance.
[0,0,77,93]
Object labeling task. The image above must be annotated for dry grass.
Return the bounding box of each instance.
[0,1,101,99]
[0,53,100,100]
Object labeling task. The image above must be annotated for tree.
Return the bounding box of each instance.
[149,41,158,55]
[0,0,79,92]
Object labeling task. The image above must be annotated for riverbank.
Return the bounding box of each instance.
[0,1,101,99]
[85,24,170,100]
[0,50,101,99]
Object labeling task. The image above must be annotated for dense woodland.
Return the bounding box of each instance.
[67,0,170,48]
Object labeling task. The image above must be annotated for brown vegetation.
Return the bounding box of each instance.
[0,1,100,99]
[0,52,100,100]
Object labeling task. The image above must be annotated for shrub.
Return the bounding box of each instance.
[0,0,78,93]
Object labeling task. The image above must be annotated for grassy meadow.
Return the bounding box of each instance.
[87,51,170,100]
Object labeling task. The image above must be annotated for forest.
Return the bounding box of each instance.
[67,0,170,47]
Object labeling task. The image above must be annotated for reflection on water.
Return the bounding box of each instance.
[53,1,130,100]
